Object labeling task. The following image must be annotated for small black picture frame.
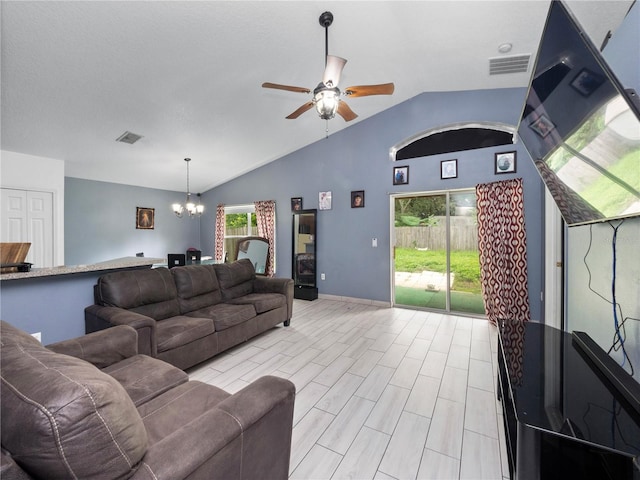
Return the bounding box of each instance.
[351,190,365,208]
[136,207,154,229]
[440,159,457,179]
[529,114,555,138]
[393,166,409,185]
[291,197,302,211]
[570,68,605,97]
[495,151,517,174]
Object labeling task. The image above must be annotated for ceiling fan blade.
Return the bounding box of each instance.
[337,101,358,122]
[286,101,315,119]
[262,82,311,94]
[343,83,395,97]
[322,55,347,88]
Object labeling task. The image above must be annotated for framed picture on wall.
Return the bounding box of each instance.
[441,159,457,179]
[393,166,409,185]
[319,191,332,210]
[351,190,365,208]
[291,197,302,211]
[136,207,154,229]
[495,151,517,174]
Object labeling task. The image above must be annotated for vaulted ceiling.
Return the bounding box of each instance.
[1,1,633,193]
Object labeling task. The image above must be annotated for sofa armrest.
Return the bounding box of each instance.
[133,376,295,480]
[216,375,295,479]
[254,277,294,320]
[85,305,157,357]
[46,325,138,369]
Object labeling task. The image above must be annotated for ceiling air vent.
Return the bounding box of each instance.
[116,131,143,144]
[489,54,531,75]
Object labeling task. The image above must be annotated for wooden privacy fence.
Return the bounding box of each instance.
[395,225,478,251]
[226,227,258,236]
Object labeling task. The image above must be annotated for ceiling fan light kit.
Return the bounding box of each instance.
[314,86,340,120]
[172,158,204,218]
[262,11,394,123]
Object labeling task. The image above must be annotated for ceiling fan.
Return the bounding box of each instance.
[262,11,394,122]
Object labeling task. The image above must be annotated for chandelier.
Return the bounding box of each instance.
[172,158,204,218]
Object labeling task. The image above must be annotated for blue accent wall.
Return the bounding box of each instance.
[199,88,545,320]
[602,2,639,93]
[2,269,142,344]
[65,177,201,265]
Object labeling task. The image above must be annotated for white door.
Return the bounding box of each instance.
[1,188,54,267]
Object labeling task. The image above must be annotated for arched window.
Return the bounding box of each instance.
[389,122,516,161]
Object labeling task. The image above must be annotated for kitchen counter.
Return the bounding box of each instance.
[0,256,164,281]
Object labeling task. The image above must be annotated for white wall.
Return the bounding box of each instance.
[566,218,640,379]
[0,150,65,265]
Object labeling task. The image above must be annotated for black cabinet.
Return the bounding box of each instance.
[292,209,317,300]
[497,320,640,480]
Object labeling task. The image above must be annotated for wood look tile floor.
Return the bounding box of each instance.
[188,298,509,480]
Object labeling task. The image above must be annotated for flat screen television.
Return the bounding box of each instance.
[517,0,640,227]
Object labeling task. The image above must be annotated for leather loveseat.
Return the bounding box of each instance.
[85,259,293,370]
[0,320,295,480]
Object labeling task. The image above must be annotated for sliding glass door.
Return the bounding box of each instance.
[393,190,485,315]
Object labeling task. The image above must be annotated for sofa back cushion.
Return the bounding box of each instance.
[213,259,256,301]
[95,267,180,320]
[171,264,222,313]
[0,321,148,480]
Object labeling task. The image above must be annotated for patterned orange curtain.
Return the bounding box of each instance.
[476,178,530,326]
[214,204,225,262]
[254,200,276,276]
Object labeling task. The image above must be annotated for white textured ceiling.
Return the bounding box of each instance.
[1,1,633,193]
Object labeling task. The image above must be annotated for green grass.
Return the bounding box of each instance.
[395,247,482,294]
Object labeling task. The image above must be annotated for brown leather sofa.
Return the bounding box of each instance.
[0,320,295,480]
[85,259,294,370]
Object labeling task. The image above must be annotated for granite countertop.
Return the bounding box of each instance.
[0,257,165,281]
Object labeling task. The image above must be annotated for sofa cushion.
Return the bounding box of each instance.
[102,354,189,406]
[228,292,287,314]
[0,321,147,480]
[213,259,256,301]
[186,303,256,331]
[95,267,180,320]
[137,381,231,445]
[171,264,223,313]
[155,316,215,353]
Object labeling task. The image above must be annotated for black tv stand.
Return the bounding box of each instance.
[497,320,640,480]
[571,331,640,418]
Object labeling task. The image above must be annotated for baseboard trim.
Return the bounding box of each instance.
[318,293,391,308]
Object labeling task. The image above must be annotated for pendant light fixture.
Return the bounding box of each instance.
[172,158,204,218]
